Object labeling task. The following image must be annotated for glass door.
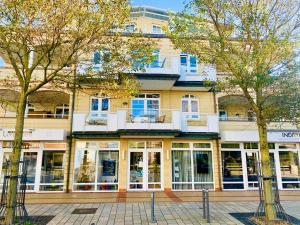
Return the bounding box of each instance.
[23,152,39,191]
[245,151,260,189]
[128,150,162,191]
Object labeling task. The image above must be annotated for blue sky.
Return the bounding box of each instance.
[131,0,185,11]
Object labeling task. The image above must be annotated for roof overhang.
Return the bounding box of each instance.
[135,73,180,90]
[171,81,214,91]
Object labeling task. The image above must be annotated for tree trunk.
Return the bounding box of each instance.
[257,116,276,221]
[4,92,27,225]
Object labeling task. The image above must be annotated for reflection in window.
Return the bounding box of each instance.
[40,151,64,191]
[172,151,192,190]
[279,151,300,189]
[73,150,96,191]
[193,151,213,186]
[222,151,244,189]
[97,151,119,191]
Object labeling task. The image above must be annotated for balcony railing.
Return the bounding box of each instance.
[0,113,69,119]
[219,116,256,122]
[73,110,219,133]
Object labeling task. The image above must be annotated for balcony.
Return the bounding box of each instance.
[73,109,219,133]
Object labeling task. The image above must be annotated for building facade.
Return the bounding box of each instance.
[0,7,299,194]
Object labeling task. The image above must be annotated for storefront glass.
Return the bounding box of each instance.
[279,151,300,189]
[172,142,214,190]
[40,151,64,191]
[222,151,244,189]
[73,141,119,192]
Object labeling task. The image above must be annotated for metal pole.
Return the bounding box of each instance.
[202,189,206,219]
[151,192,156,223]
[206,189,210,223]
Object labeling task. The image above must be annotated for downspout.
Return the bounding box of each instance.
[213,88,222,191]
[66,66,76,193]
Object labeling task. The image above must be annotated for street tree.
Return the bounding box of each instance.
[0,0,153,224]
[168,0,300,222]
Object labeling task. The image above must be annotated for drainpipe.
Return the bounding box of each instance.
[66,66,76,193]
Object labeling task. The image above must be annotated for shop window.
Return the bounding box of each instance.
[193,151,213,189]
[244,142,259,149]
[279,151,300,189]
[172,151,192,190]
[221,143,240,149]
[222,151,244,189]
[193,143,211,149]
[172,143,190,149]
[278,144,297,149]
[40,151,65,191]
[268,143,275,149]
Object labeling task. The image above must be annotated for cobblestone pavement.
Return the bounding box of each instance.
[26,201,300,225]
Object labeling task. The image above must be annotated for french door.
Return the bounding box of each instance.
[0,150,42,192]
[128,150,162,191]
[243,151,260,189]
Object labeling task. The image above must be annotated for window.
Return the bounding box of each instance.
[244,142,259,149]
[125,24,135,33]
[180,53,198,74]
[40,151,65,191]
[221,143,240,149]
[55,104,69,118]
[222,151,244,189]
[181,94,199,119]
[279,151,300,189]
[92,50,111,71]
[73,142,119,191]
[91,97,109,112]
[172,142,214,190]
[149,49,160,68]
[131,94,160,122]
[152,25,163,34]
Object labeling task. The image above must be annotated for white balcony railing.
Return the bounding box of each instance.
[76,58,217,81]
[73,110,219,133]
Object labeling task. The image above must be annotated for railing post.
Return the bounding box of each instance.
[151,192,156,223]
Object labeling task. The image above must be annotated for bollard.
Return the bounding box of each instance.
[202,189,210,223]
[151,192,156,223]
[202,189,206,219]
[206,189,210,223]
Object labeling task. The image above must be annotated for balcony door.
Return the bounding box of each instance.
[88,97,109,125]
[131,94,160,123]
[181,94,199,120]
[180,53,197,74]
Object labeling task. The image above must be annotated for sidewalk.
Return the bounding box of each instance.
[26,201,300,225]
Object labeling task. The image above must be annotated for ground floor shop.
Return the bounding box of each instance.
[0,135,299,193]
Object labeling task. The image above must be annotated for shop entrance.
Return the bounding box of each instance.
[128,141,163,191]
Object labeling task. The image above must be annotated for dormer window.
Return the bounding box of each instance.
[152,25,163,34]
[125,24,135,33]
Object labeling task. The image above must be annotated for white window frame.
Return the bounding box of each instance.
[181,94,200,120]
[180,53,198,74]
[171,141,214,191]
[127,141,163,191]
[73,141,120,192]
[131,93,161,117]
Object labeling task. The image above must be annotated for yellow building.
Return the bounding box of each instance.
[0,6,299,194]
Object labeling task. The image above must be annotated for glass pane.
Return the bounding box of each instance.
[181,100,188,112]
[193,151,213,183]
[148,152,161,183]
[74,150,96,183]
[146,141,162,149]
[190,56,197,67]
[180,55,187,66]
[129,141,145,149]
[129,152,144,185]
[91,98,99,111]
[93,52,101,64]
[246,152,259,182]
[222,151,243,183]
[150,50,160,68]
[244,143,259,149]
[23,152,37,184]
[279,151,300,183]
[1,152,11,183]
[132,99,145,117]
[278,144,297,149]
[193,143,211,149]
[172,151,192,182]
[172,143,190,149]
[191,100,198,112]
[221,143,240,149]
[97,151,119,184]
[101,99,109,111]
[147,100,159,118]
[40,151,64,185]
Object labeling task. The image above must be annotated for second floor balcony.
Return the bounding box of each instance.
[73,109,219,133]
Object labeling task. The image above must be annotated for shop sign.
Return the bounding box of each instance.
[0,128,65,141]
[268,131,300,143]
